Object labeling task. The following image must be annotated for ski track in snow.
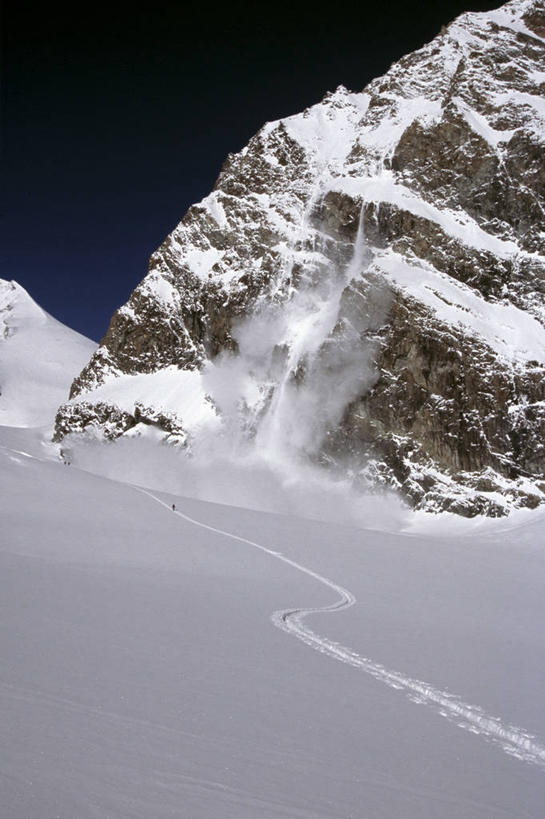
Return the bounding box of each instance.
[140,489,545,770]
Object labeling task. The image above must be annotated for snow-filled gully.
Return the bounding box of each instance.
[140,489,545,769]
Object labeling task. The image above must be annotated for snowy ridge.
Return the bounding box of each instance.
[0,279,96,427]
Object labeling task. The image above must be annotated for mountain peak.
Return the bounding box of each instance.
[54,1,545,516]
[0,279,96,428]
[0,278,47,324]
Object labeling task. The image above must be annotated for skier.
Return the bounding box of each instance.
[172,503,176,512]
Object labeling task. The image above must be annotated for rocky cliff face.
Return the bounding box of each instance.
[56,0,545,516]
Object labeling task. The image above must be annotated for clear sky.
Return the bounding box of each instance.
[3,0,501,341]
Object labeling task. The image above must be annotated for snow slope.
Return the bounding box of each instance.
[0,280,96,427]
[1,423,544,818]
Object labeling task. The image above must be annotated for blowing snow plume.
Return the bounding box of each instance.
[202,202,391,465]
[61,201,401,526]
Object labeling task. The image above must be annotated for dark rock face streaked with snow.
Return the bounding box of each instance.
[56,0,545,516]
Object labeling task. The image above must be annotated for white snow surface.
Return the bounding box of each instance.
[0,280,96,427]
[1,422,544,818]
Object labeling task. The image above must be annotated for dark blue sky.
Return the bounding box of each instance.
[3,0,500,341]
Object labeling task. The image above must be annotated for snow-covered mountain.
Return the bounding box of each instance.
[0,279,96,428]
[55,0,545,516]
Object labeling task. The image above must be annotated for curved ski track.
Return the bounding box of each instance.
[140,489,545,769]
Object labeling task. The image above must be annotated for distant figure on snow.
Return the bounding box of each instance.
[172,504,176,512]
